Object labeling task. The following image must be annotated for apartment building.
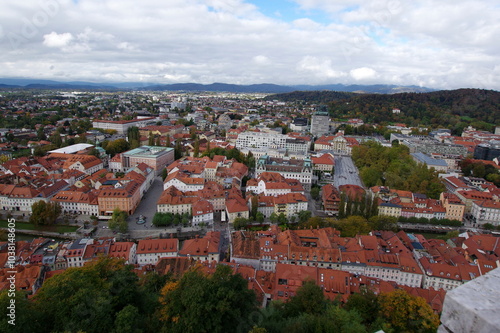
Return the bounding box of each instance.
[471,200,500,226]
[51,190,99,216]
[236,131,287,150]
[440,192,465,221]
[97,181,141,216]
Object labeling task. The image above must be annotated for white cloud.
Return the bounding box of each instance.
[252,55,270,65]
[43,32,73,48]
[350,67,377,81]
[0,0,498,89]
[298,56,345,80]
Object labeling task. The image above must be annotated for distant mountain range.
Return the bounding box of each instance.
[0,78,436,94]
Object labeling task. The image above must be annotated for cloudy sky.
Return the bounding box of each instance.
[0,0,499,90]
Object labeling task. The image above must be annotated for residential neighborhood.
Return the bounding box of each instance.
[0,89,499,332]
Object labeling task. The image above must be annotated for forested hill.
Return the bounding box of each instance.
[264,90,355,103]
[268,89,500,131]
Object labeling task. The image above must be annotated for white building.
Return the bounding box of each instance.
[92,117,156,135]
[255,155,313,191]
[136,239,179,266]
[236,131,287,150]
[191,200,214,226]
[51,190,99,216]
[163,172,205,192]
[471,200,500,226]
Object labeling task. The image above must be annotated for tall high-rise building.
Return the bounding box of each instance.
[310,106,330,137]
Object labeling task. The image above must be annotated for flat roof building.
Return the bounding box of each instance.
[92,118,156,135]
[48,143,94,154]
[121,146,174,176]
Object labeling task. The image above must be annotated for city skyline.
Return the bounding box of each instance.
[0,0,499,90]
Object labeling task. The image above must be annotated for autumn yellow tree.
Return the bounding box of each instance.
[378,289,439,333]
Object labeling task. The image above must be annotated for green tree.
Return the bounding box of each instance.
[0,290,40,332]
[88,147,101,157]
[246,150,256,168]
[332,216,371,237]
[48,132,62,147]
[153,212,174,227]
[483,223,495,230]
[109,208,128,233]
[33,145,45,157]
[148,131,155,146]
[297,210,312,224]
[284,280,327,317]
[174,139,182,160]
[368,215,398,231]
[344,289,380,328]
[251,195,259,220]
[299,216,324,229]
[270,212,279,224]
[233,217,249,230]
[256,212,265,223]
[127,126,140,142]
[105,139,130,156]
[113,304,142,333]
[189,126,197,140]
[29,201,61,225]
[33,257,142,333]
[338,193,346,219]
[159,265,257,333]
[310,186,320,200]
[193,136,200,157]
[277,213,288,225]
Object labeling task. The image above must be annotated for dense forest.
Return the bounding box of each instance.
[264,91,355,104]
[0,257,440,333]
[268,89,500,133]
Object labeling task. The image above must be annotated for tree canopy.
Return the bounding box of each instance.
[108,208,128,233]
[158,265,258,333]
[352,141,445,199]
[32,257,146,333]
[29,201,61,225]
